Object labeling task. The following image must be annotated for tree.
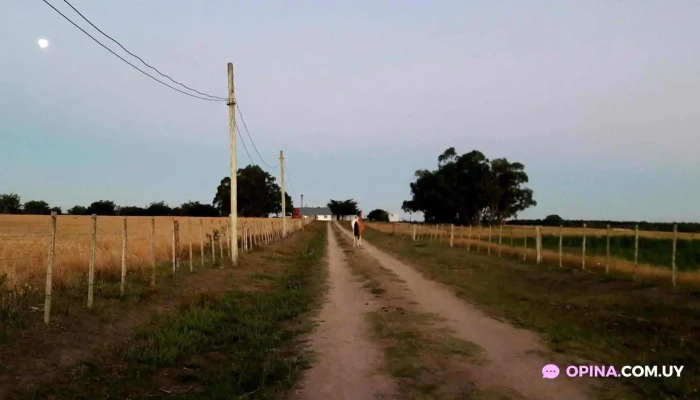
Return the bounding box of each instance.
[145,201,172,216]
[367,209,389,222]
[180,201,219,217]
[543,214,563,226]
[67,205,89,215]
[120,206,147,216]
[87,200,117,216]
[23,200,51,215]
[0,193,22,214]
[50,206,62,215]
[327,199,360,219]
[212,166,293,217]
[402,147,536,224]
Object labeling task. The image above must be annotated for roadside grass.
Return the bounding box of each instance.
[359,226,700,400]
[333,224,483,399]
[0,255,220,344]
[29,223,327,400]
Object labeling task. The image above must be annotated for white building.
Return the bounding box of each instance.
[299,207,333,221]
[387,212,400,222]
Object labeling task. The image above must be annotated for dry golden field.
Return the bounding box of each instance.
[0,215,300,290]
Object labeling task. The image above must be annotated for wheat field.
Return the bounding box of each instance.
[0,215,300,290]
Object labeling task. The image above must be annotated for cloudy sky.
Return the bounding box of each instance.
[1,0,699,222]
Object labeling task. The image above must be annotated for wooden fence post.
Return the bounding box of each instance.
[606,224,611,274]
[581,223,587,270]
[558,225,563,268]
[487,225,492,255]
[672,224,677,288]
[467,225,472,251]
[188,218,193,272]
[450,224,454,247]
[210,220,216,263]
[199,219,205,266]
[536,226,542,264]
[218,220,224,267]
[510,227,514,251]
[412,225,417,241]
[44,211,57,325]
[523,231,527,261]
[228,222,233,257]
[477,227,481,253]
[172,219,177,274]
[87,214,97,308]
[151,217,156,285]
[121,216,127,296]
[498,224,503,257]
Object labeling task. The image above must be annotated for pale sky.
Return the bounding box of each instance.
[1,1,699,222]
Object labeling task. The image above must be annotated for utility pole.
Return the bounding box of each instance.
[301,194,304,208]
[280,150,286,237]
[227,62,238,265]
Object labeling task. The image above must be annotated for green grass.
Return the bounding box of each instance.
[360,226,700,400]
[504,234,700,271]
[448,230,700,271]
[0,256,215,344]
[29,223,328,400]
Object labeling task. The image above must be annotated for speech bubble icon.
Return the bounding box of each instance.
[542,364,560,379]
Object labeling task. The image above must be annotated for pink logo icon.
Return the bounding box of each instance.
[542,364,560,379]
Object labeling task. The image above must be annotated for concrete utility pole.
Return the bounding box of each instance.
[227,62,238,265]
[280,150,286,237]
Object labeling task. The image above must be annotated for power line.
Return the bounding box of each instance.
[283,159,298,197]
[41,0,225,102]
[235,103,276,169]
[235,125,254,165]
[61,0,226,101]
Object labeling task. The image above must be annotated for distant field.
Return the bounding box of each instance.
[369,222,700,285]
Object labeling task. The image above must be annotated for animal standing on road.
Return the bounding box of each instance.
[351,211,365,247]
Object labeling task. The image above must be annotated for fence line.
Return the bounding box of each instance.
[376,221,699,288]
[0,214,309,324]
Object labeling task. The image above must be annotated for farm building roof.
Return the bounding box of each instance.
[298,207,332,216]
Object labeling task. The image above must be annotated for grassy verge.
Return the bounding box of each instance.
[0,251,221,344]
[333,224,483,399]
[358,226,700,399]
[29,223,327,400]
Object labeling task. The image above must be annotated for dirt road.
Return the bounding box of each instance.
[334,222,598,400]
[293,224,396,400]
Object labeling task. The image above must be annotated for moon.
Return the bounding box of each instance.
[38,38,49,49]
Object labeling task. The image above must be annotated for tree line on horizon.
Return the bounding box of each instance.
[0,165,294,218]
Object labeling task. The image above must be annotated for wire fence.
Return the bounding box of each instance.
[371,222,700,288]
[0,214,309,325]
